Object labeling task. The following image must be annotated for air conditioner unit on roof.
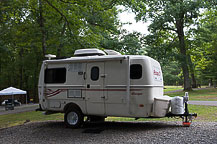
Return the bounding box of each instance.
[104,49,122,55]
[74,48,106,56]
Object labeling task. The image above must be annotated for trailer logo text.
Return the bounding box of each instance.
[153,67,162,81]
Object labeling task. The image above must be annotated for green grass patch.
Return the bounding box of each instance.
[164,86,183,92]
[166,88,217,101]
[0,111,64,129]
[188,105,217,122]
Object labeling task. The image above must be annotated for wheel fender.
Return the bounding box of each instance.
[64,103,82,114]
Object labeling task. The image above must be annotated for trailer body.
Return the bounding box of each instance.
[38,51,165,119]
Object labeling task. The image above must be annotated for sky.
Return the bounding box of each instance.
[118,7,202,35]
[118,7,150,35]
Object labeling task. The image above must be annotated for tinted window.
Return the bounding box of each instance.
[130,64,142,79]
[45,68,66,83]
[91,67,99,81]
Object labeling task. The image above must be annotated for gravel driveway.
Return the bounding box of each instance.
[0,121,217,144]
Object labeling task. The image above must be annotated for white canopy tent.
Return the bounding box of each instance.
[0,87,27,104]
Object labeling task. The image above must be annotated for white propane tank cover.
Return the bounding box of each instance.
[153,96,172,117]
[171,96,184,114]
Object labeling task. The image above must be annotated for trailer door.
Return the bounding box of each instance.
[85,62,105,115]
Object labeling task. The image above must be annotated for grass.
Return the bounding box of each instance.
[166,88,217,101]
[0,111,64,129]
[0,87,216,129]
[188,105,217,122]
[164,86,183,92]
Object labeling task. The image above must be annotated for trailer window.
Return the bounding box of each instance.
[45,68,66,83]
[130,64,142,79]
[91,66,99,81]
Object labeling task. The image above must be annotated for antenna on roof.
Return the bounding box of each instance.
[45,54,56,60]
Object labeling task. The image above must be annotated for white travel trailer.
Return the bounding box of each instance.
[38,49,196,128]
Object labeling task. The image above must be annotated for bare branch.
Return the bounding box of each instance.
[59,0,77,5]
[161,26,177,33]
[43,0,71,31]
[43,0,85,47]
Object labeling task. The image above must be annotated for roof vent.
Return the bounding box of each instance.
[74,49,106,56]
[104,49,122,55]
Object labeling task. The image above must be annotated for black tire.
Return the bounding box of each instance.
[64,108,84,128]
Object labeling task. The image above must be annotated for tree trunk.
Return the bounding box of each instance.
[0,57,1,73]
[23,69,29,103]
[39,0,46,58]
[33,60,38,103]
[175,18,192,91]
[19,47,24,89]
[191,73,197,88]
[57,22,66,58]
[188,55,197,88]
[209,78,213,87]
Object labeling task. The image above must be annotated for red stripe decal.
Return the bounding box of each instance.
[44,88,143,98]
[45,89,67,98]
[46,89,61,97]
[83,89,143,92]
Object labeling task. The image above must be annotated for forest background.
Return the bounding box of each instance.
[0,0,216,102]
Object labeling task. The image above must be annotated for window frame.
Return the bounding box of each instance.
[44,67,66,84]
[91,66,99,81]
[130,64,142,79]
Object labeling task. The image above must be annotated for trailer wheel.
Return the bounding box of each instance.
[64,109,83,128]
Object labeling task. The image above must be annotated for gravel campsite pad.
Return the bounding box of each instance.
[0,121,217,144]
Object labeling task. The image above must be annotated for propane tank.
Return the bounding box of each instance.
[171,96,184,114]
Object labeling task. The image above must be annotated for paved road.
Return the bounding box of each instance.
[188,101,217,106]
[0,104,38,115]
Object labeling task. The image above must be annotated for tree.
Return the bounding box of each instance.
[100,30,144,55]
[162,61,183,85]
[191,9,217,86]
[0,0,121,102]
[125,0,215,90]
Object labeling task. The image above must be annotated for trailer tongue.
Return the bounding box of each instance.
[166,92,197,127]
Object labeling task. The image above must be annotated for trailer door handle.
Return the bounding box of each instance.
[100,74,107,78]
[83,72,86,80]
[101,96,105,99]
